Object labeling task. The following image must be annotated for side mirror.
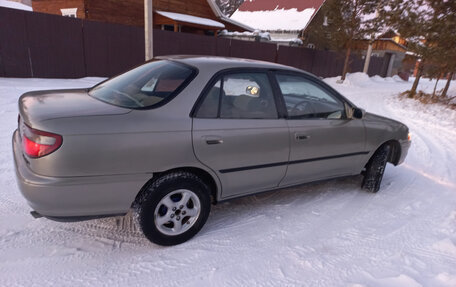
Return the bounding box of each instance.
[345,103,354,119]
[353,108,365,119]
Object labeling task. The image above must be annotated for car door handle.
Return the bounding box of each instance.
[204,136,223,145]
[295,133,310,141]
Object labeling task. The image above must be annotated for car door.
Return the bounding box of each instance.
[273,72,367,187]
[192,71,289,199]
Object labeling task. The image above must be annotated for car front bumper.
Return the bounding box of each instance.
[397,139,411,165]
[12,130,151,219]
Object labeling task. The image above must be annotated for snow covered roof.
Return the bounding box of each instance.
[230,0,324,31]
[156,10,225,29]
[0,0,32,11]
[206,0,255,32]
[237,0,325,12]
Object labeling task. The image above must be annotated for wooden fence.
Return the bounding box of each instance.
[0,7,389,79]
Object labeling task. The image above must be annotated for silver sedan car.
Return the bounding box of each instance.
[13,56,411,245]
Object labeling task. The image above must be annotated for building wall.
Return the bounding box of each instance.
[357,49,406,76]
[32,0,86,18]
[372,41,406,53]
[353,40,407,53]
[32,0,223,27]
[154,0,215,19]
[31,0,248,32]
[301,0,335,50]
[86,0,143,26]
[86,0,222,27]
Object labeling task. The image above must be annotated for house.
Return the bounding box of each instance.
[31,0,251,35]
[302,0,408,77]
[229,0,325,45]
[352,30,408,76]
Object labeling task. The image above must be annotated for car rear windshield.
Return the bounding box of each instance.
[89,60,196,109]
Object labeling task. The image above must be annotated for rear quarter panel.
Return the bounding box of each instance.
[25,69,217,178]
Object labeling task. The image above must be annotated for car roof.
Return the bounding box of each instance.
[156,55,304,73]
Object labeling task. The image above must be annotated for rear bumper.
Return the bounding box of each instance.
[12,130,151,218]
[397,139,411,165]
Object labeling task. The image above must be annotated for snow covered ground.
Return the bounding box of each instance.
[0,74,455,287]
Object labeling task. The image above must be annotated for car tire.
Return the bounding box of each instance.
[362,145,391,193]
[135,172,211,246]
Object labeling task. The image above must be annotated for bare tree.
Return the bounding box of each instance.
[215,0,244,16]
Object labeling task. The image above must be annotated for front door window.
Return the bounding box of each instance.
[275,74,345,119]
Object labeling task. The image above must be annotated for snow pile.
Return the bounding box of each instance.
[219,29,303,45]
[219,29,271,41]
[433,238,456,257]
[371,75,386,82]
[1,74,456,286]
[324,72,372,87]
[231,8,316,31]
[0,0,32,11]
[362,273,423,287]
[325,73,456,130]
[392,75,405,82]
[345,72,371,86]
[274,37,304,45]
[436,273,456,286]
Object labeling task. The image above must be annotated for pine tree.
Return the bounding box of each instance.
[381,0,456,97]
[323,0,379,82]
[430,1,456,98]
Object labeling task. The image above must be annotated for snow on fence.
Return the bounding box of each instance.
[0,7,389,79]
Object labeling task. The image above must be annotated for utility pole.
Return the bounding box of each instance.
[145,0,153,61]
[363,8,378,74]
[363,40,373,73]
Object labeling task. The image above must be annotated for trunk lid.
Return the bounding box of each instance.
[19,89,131,125]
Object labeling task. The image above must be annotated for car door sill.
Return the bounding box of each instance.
[217,173,360,203]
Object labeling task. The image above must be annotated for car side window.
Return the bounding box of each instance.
[196,72,278,119]
[275,74,345,119]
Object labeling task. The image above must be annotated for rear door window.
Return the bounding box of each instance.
[195,72,278,119]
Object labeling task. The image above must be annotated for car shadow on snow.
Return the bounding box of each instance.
[57,174,369,247]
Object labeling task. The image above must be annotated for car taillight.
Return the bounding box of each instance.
[21,124,62,158]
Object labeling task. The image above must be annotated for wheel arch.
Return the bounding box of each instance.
[369,139,401,166]
[132,166,220,208]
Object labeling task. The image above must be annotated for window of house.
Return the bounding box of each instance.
[162,25,180,32]
[61,8,77,18]
[195,73,278,119]
[323,16,329,26]
[162,25,174,31]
